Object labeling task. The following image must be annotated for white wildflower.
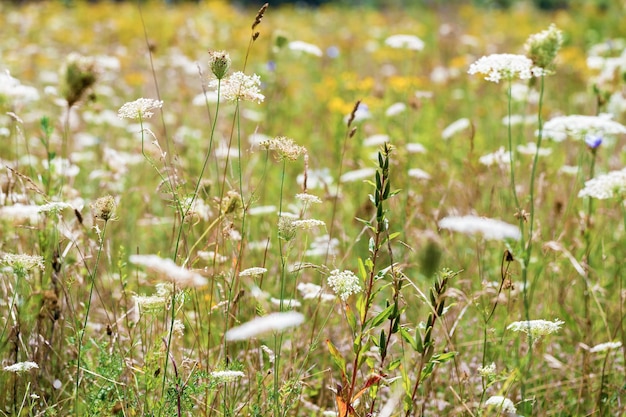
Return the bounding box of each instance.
[385,102,406,117]
[197,251,228,263]
[578,168,626,199]
[477,362,496,378]
[288,40,323,57]
[297,168,334,189]
[306,234,339,257]
[0,204,40,223]
[225,312,305,341]
[479,146,511,167]
[0,70,39,104]
[485,395,516,414]
[2,253,45,273]
[172,319,185,337]
[261,345,275,363]
[210,370,245,383]
[408,168,431,180]
[385,34,425,51]
[297,282,336,301]
[340,168,376,183]
[442,118,471,140]
[118,98,163,119]
[210,71,264,104]
[295,193,322,204]
[133,294,167,314]
[259,136,306,160]
[293,219,326,230]
[589,341,622,353]
[439,215,521,241]
[468,53,545,83]
[363,134,390,147]
[4,361,39,373]
[507,319,564,342]
[270,297,301,308]
[248,205,278,216]
[129,254,207,287]
[517,142,552,156]
[327,269,362,301]
[239,267,267,277]
[541,114,626,141]
[407,142,427,153]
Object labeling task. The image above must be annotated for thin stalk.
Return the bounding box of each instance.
[74,220,108,416]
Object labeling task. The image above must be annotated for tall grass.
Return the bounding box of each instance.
[0,1,625,416]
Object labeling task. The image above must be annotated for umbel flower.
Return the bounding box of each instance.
[578,167,626,199]
[118,98,163,120]
[541,114,626,141]
[525,24,563,71]
[327,269,362,301]
[209,71,264,103]
[507,318,564,345]
[91,195,116,221]
[208,50,231,80]
[468,53,544,83]
[3,361,39,373]
[484,396,516,414]
[61,52,98,107]
[438,215,521,241]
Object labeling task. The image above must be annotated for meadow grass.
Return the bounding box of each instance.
[0,1,625,416]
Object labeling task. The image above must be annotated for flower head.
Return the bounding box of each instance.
[2,254,44,277]
[259,136,306,161]
[507,319,564,344]
[589,341,622,353]
[61,52,98,107]
[327,269,362,301]
[584,134,603,150]
[91,195,116,221]
[484,395,516,414]
[541,114,626,141]
[3,361,39,373]
[384,34,425,51]
[478,147,511,168]
[578,168,626,199]
[525,24,563,71]
[225,312,304,341]
[439,215,521,241]
[208,50,231,80]
[210,370,245,383]
[239,267,267,277]
[468,53,544,83]
[210,71,264,103]
[118,98,163,119]
[442,118,471,140]
[288,40,323,57]
[129,254,207,287]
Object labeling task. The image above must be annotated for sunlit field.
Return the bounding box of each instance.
[1,0,625,415]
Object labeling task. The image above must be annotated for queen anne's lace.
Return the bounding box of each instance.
[468,53,545,83]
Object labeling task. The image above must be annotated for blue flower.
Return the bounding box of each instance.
[585,134,603,149]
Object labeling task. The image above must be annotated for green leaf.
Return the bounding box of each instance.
[388,358,402,371]
[399,327,418,352]
[371,303,395,328]
[326,339,347,379]
[345,303,357,334]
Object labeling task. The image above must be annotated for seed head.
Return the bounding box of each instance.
[208,50,231,80]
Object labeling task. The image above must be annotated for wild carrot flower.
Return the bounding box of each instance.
[438,215,521,241]
[517,142,552,156]
[478,147,511,167]
[208,50,231,80]
[384,34,425,51]
[2,253,45,274]
[468,53,544,83]
[0,70,39,104]
[210,370,245,382]
[296,193,322,205]
[484,396,516,414]
[260,136,306,161]
[442,118,470,140]
[507,318,564,343]
[288,40,323,57]
[525,24,563,71]
[589,341,622,353]
[327,269,362,301]
[118,98,163,119]
[210,71,264,103]
[3,361,39,373]
[38,201,73,215]
[129,254,207,287]
[578,168,626,199]
[292,219,326,231]
[340,168,376,183]
[225,311,305,341]
[297,282,336,301]
[239,267,267,277]
[61,52,98,107]
[477,362,496,378]
[541,114,626,141]
[91,195,116,221]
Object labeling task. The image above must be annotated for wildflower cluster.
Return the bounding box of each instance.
[524,23,563,70]
[327,269,362,301]
[118,98,163,119]
[438,215,521,241]
[468,53,544,83]
[578,167,626,199]
[210,71,264,103]
[260,136,307,161]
